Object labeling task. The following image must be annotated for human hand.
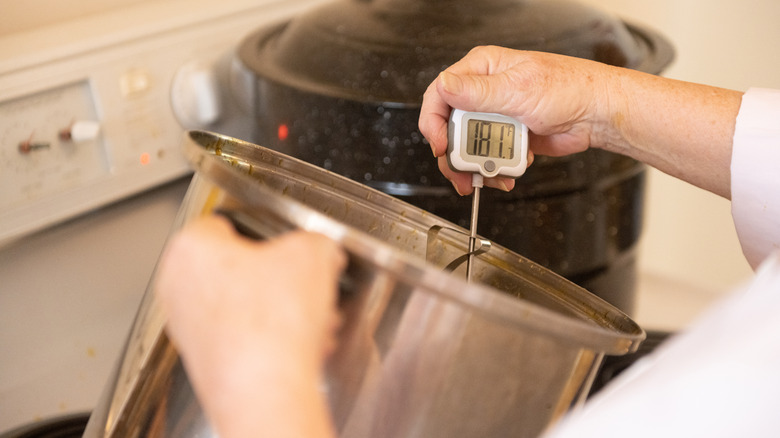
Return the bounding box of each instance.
[154,215,344,438]
[419,46,618,195]
[420,45,743,199]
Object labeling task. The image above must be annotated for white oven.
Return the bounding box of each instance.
[0,0,325,434]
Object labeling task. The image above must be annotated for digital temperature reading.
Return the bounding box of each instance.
[466,118,515,160]
[447,109,528,179]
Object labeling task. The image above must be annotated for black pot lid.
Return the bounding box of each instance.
[239,0,674,105]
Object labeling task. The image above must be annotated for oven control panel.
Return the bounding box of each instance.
[0,77,177,245]
[0,60,193,246]
[0,0,327,246]
[1,81,108,211]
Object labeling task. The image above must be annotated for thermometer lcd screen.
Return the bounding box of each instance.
[466,119,515,160]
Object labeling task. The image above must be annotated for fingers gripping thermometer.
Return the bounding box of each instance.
[447,109,529,282]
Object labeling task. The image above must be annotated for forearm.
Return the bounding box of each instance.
[601,67,743,199]
[193,345,335,438]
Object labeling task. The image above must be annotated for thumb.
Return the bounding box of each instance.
[437,71,512,114]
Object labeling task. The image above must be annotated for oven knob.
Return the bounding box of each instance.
[171,62,222,128]
[59,120,101,143]
[18,138,50,154]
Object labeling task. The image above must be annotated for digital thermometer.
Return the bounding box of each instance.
[447,109,529,282]
[447,109,528,178]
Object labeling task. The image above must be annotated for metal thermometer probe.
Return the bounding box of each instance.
[466,173,484,281]
[447,109,529,282]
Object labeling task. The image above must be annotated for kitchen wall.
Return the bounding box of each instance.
[0,0,151,36]
[580,0,780,328]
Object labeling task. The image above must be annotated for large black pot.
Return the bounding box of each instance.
[237,0,674,313]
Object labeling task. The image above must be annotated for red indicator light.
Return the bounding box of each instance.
[140,152,151,165]
[277,124,289,141]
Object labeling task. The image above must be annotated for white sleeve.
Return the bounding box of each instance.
[541,251,780,438]
[540,89,780,438]
[731,88,780,269]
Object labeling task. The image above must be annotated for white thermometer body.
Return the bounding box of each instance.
[447,109,528,179]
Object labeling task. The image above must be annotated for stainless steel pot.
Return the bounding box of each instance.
[85,131,644,438]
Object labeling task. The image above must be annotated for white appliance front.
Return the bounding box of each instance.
[0,0,325,433]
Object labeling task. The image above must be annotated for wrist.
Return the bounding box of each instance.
[197,339,333,438]
[588,64,635,154]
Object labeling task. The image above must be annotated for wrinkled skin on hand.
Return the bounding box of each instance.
[419,46,742,198]
[420,46,616,195]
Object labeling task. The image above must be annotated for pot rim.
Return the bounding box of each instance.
[183,130,645,355]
